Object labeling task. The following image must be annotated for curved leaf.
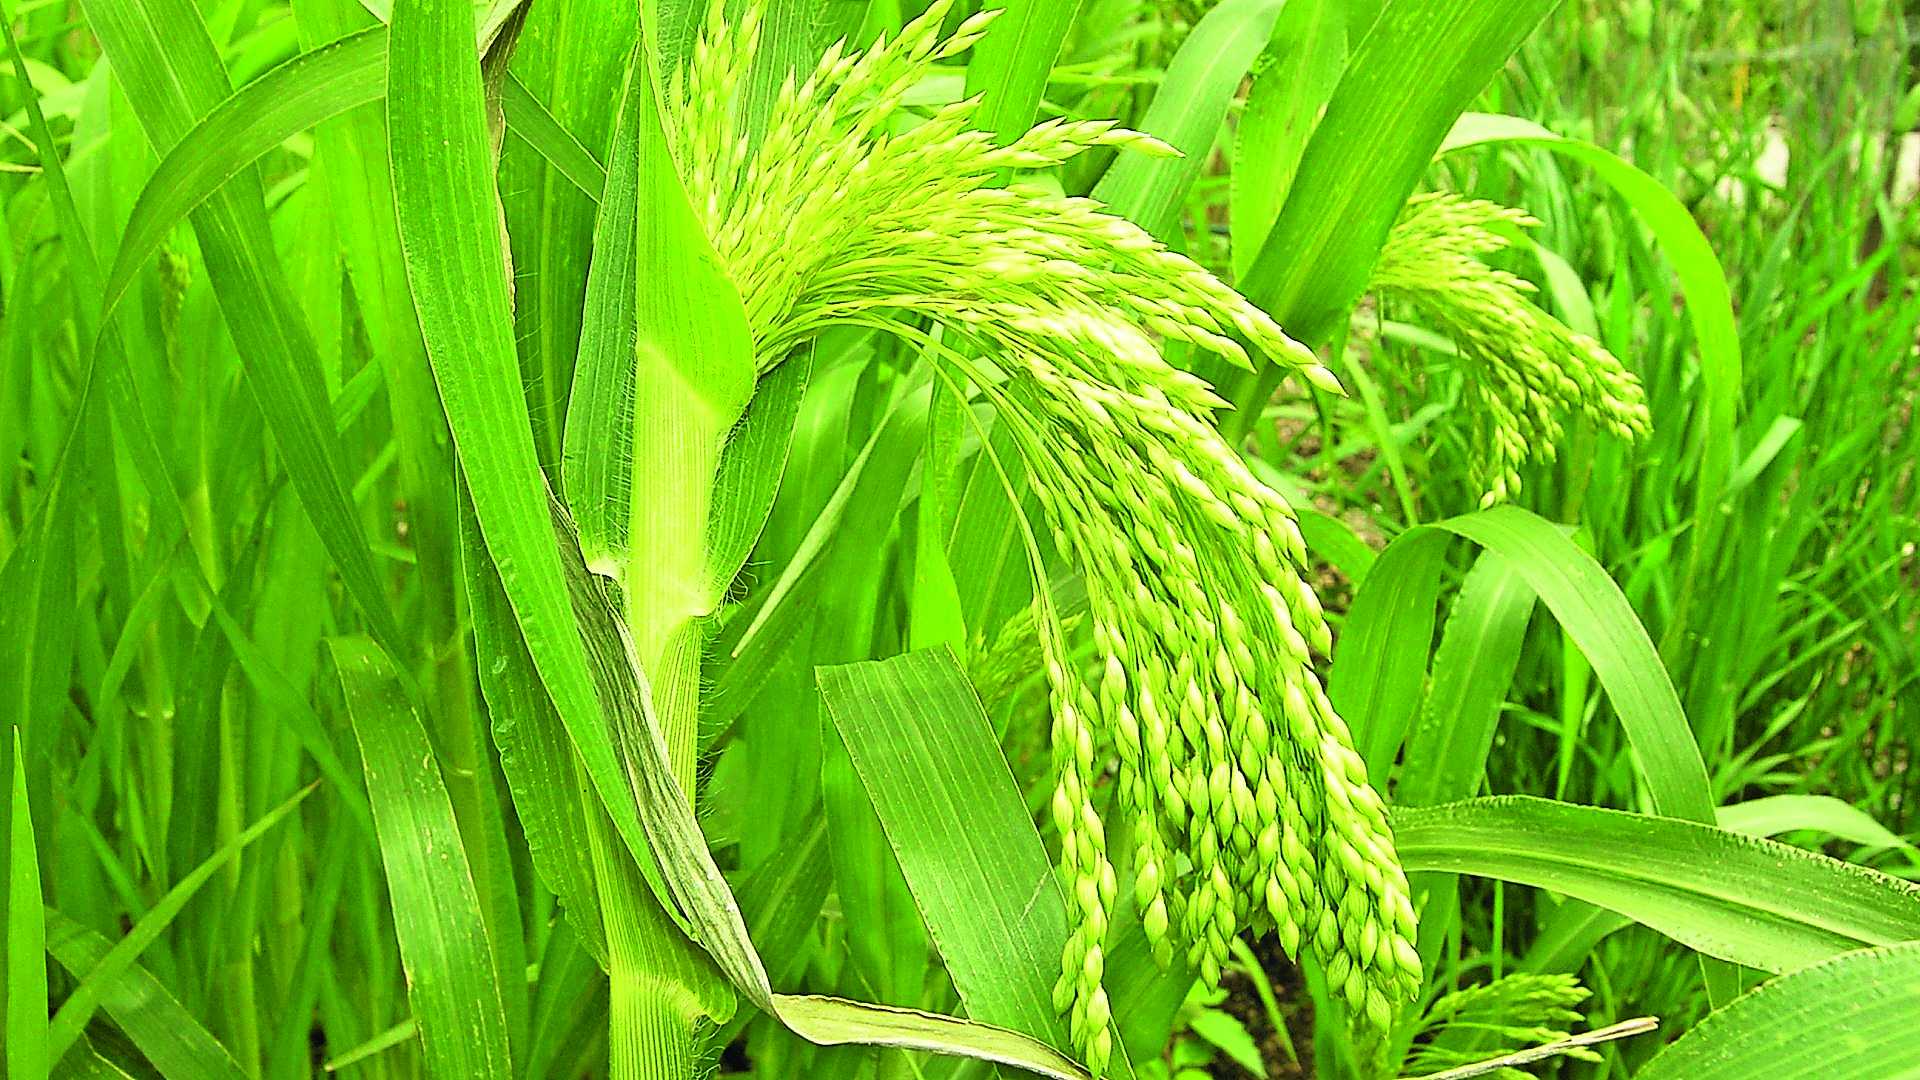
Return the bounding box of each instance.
[1633,941,1920,1080]
[1438,112,1742,665]
[1717,794,1919,856]
[1337,505,1711,823]
[1093,0,1284,239]
[1433,506,1714,823]
[102,26,388,321]
[1395,797,1920,974]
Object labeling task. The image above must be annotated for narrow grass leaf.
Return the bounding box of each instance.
[772,996,1089,1080]
[1231,0,1344,277]
[1632,941,1920,1080]
[45,784,315,1063]
[388,0,666,930]
[707,349,812,600]
[1093,0,1283,239]
[101,25,387,319]
[1329,527,1449,784]
[460,483,606,964]
[1293,505,1377,586]
[498,0,634,469]
[1398,549,1537,807]
[964,0,1082,147]
[7,729,47,1080]
[501,72,607,202]
[331,636,513,1080]
[43,910,248,1080]
[1717,795,1920,856]
[81,0,405,657]
[1395,796,1920,973]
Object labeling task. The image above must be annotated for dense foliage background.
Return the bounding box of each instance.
[0,0,1915,1078]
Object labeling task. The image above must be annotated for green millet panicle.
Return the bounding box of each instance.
[1370,193,1651,506]
[672,3,1420,1071]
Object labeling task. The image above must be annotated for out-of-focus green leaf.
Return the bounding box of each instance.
[8,730,48,1080]
[1396,797,1920,973]
[44,910,249,1080]
[1718,795,1920,856]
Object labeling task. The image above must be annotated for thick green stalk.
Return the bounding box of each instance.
[619,361,730,794]
[602,357,742,1080]
[586,748,724,1080]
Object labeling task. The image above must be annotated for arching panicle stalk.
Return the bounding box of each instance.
[667,2,1422,1072]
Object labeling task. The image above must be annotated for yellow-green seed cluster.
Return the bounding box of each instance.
[1369,193,1651,506]
[673,3,1420,1073]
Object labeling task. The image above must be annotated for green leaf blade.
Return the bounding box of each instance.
[1395,797,1920,974]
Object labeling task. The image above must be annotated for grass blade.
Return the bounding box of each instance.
[1093,0,1283,239]
[1395,796,1920,973]
[1397,549,1538,807]
[43,910,248,1080]
[330,637,513,1080]
[7,729,48,1080]
[1433,506,1714,823]
[1231,0,1344,277]
[1329,527,1450,785]
[80,0,406,658]
[387,0,665,925]
[1238,0,1558,342]
[964,0,1082,147]
[101,26,387,320]
[45,784,315,1063]
[817,647,1072,1050]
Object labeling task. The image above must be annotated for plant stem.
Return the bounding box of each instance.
[600,359,739,1080]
